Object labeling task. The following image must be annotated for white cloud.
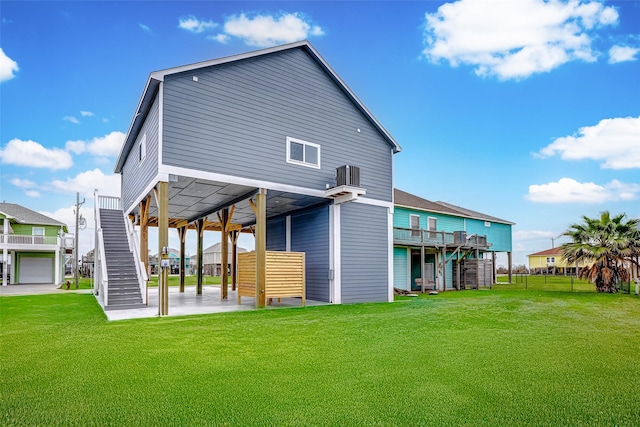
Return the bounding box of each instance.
[537,116,640,169]
[209,33,230,44]
[51,168,121,199]
[221,12,324,47]
[0,138,73,169]
[65,131,125,157]
[10,178,37,189]
[608,45,639,64]
[25,190,41,198]
[65,140,86,155]
[139,23,151,33]
[80,110,95,117]
[0,48,19,82]
[178,15,217,33]
[525,178,640,204]
[63,116,80,124]
[422,0,618,80]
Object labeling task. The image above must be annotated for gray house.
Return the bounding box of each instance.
[98,40,400,312]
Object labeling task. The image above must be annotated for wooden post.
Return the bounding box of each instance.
[507,251,513,284]
[139,196,150,278]
[475,248,480,290]
[255,189,267,308]
[220,208,229,300]
[492,251,497,284]
[441,246,447,292]
[230,230,239,291]
[420,244,425,293]
[178,226,187,293]
[155,182,169,316]
[196,218,205,295]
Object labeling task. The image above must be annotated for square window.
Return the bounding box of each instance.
[286,137,320,169]
[290,141,304,162]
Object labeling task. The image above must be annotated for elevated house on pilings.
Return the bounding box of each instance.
[393,189,514,292]
[95,40,401,313]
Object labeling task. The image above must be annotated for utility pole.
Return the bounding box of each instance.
[74,192,85,289]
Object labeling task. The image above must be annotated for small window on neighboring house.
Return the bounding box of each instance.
[547,257,555,264]
[286,137,320,169]
[139,133,147,163]
[428,217,437,240]
[410,214,420,238]
[485,221,491,227]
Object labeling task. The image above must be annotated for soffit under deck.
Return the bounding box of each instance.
[131,176,328,231]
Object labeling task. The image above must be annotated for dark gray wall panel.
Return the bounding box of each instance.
[266,217,285,251]
[162,48,393,202]
[291,206,330,302]
[341,203,389,303]
[121,93,159,211]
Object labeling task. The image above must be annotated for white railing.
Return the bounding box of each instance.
[94,190,108,306]
[98,195,121,210]
[1,234,59,245]
[124,211,148,304]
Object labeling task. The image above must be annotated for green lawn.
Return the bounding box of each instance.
[1,291,638,426]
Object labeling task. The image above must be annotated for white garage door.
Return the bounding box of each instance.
[19,257,53,284]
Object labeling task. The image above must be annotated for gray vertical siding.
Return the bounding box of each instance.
[340,203,389,303]
[161,47,393,202]
[121,93,159,210]
[291,206,330,302]
[266,217,286,251]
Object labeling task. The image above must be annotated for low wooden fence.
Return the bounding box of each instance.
[237,251,305,306]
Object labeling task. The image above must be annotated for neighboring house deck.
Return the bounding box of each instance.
[1,203,72,285]
[102,40,401,314]
[393,189,514,291]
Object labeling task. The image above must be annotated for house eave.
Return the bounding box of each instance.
[115,40,401,174]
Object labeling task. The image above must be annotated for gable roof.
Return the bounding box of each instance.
[528,247,564,257]
[0,203,67,229]
[115,40,401,173]
[393,189,514,226]
[203,242,248,254]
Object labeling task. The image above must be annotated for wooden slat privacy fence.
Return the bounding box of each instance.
[237,251,306,306]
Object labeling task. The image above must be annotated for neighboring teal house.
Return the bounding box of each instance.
[393,189,514,291]
[1,203,72,285]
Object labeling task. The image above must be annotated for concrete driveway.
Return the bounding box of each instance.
[0,283,92,296]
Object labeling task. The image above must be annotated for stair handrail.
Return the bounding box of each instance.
[123,211,148,304]
[94,190,109,307]
[97,228,109,307]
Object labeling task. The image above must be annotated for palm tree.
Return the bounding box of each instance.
[561,211,640,293]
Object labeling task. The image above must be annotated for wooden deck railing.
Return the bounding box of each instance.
[393,228,489,248]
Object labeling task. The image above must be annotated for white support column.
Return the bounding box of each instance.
[54,246,61,286]
[387,207,394,302]
[285,215,291,252]
[2,218,8,286]
[330,204,341,304]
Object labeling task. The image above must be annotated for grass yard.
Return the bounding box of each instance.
[1,291,638,426]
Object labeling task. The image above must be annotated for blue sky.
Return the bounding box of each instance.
[1,0,639,267]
